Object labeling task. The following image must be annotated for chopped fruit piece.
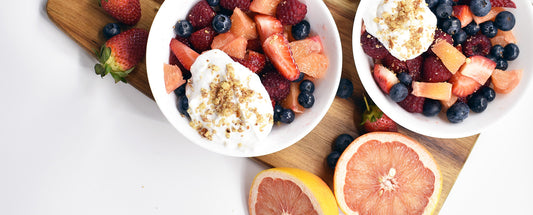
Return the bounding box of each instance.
[397,93,425,113]
[189,27,216,52]
[187,0,216,29]
[220,36,248,59]
[453,5,473,28]
[255,15,284,42]
[282,25,294,42]
[459,55,496,85]
[262,33,300,81]
[281,82,305,114]
[490,0,516,8]
[234,50,266,73]
[383,53,408,72]
[412,82,453,101]
[249,0,282,16]
[163,63,186,94]
[294,53,328,79]
[473,7,505,24]
[211,32,236,50]
[431,40,466,74]
[440,94,459,110]
[289,35,323,59]
[373,64,400,94]
[276,0,307,25]
[449,72,482,97]
[170,38,200,71]
[230,8,258,40]
[491,69,523,94]
[360,31,389,60]
[463,34,492,57]
[490,30,517,47]
[422,55,453,83]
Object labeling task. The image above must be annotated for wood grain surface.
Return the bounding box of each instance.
[46,0,479,213]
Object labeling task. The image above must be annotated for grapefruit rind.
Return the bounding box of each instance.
[249,167,338,215]
[333,132,442,215]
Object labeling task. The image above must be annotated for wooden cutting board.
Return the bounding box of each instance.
[47,0,478,213]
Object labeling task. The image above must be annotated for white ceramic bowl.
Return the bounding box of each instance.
[353,0,533,139]
[146,0,342,157]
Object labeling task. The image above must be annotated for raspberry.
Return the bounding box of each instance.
[260,67,291,102]
[276,0,307,25]
[361,31,389,60]
[189,27,216,52]
[383,53,408,73]
[463,34,491,57]
[421,55,453,82]
[187,0,216,29]
[397,93,425,113]
[490,0,516,8]
[428,29,452,55]
[220,0,251,11]
[406,55,423,81]
[246,38,263,53]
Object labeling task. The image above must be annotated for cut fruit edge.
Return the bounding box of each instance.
[333,132,443,215]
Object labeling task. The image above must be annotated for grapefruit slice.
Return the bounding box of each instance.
[334,132,442,215]
[249,167,338,215]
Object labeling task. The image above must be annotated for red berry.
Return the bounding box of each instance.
[383,53,408,73]
[100,0,141,26]
[189,27,216,52]
[260,67,291,102]
[397,93,425,113]
[246,38,263,53]
[421,55,453,82]
[233,50,267,73]
[361,102,398,133]
[187,0,216,29]
[463,34,491,57]
[406,55,423,81]
[490,0,516,8]
[276,0,307,25]
[360,31,389,60]
[220,0,251,11]
[175,36,192,48]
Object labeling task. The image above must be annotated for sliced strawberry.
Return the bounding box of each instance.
[230,8,258,40]
[473,7,505,24]
[220,36,248,59]
[459,55,496,85]
[491,69,523,94]
[249,0,282,16]
[412,81,453,101]
[254,14,283,42]
[234,50,266,73]
[453,5,473,28]
[449,72,481,97]
[262,33,300,81]
[164,63,186,94]
[373,64,400,94]
[490,0,516,8]
[170,38,199,71]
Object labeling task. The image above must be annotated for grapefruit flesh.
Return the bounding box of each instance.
[334,132,442,215]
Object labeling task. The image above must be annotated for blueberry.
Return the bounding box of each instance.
[279,108,295,124]
[298,92,315,108]
[177,96,190,118]
[299,80,315,93]
[494,11,515,31]
[336,78,353,99]
[463,21,480,36]
[103,23,121,39]
[480,21,497,38]
[326,151,341,169]
[446,101,469,123]
[389,83,408,102]
[486,54,498,63]
[206,0,219,6]
[175,20,193,37]
[292,72,305,82]
[332,134,354,153]
[503,43,519,61]
[426,0,439,8]
[496,58,508,70]
[212,14,232,33]
[453,29,467,46]
[442,17,462,35]
[435,4,453,19]
[470,0,491,17]
[490,45,505,59]
[468,93,488,113]
[397,72,412,86]
[291,20,311,40]
[273,104,283,122]
[173,83,186,97]
[478,86,496,102]
[423,99,442,117]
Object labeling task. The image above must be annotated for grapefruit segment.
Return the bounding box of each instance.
[334,132,442,215]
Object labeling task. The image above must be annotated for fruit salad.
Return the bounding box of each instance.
[361,0,522,123]
[163,0,330,147]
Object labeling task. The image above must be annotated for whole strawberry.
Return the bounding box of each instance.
[361,96,398,132]
[100,0,141,26]
[94,28,148,83]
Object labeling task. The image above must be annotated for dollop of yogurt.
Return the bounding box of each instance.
[186,49,274,150]
[362,0,437,61]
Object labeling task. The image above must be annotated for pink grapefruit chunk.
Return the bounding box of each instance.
[334,132,442,215]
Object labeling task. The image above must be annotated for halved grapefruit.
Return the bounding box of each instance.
[333,132,442,215]
[248,167,338,215]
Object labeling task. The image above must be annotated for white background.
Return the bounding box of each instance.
[0,0,532,214]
